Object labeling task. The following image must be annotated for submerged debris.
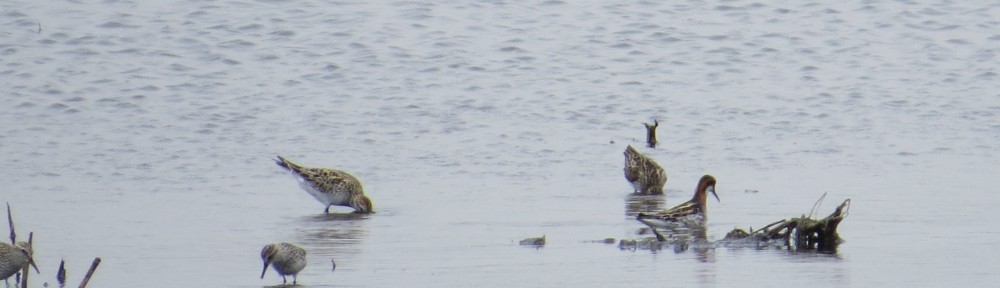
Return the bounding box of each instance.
[519,235,546,246]
[723,198,850,252]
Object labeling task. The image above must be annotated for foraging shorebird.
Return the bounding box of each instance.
[0,242,40,281]
[261,242,307,285]
[623,145,668,195]
[275,156,373,214]
[643,120,659,148]
[636,175,719,229]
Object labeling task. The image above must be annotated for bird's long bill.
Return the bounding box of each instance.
[260,261,270,279]
[28,256,40,274]
[709,185,720,202]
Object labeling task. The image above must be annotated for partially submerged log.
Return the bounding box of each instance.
[724,198,850,252]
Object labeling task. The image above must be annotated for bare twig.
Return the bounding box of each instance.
[750,219,788,236]
[58,260,67,284]
[20,262,28,288]
[833,199,851,219]
[79,258,101,288]
[7,202,15,244]
[807,192,827,219]
[20,232,33,288]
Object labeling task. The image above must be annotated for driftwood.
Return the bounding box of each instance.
[79,257,101,288]
[724,198,851,252]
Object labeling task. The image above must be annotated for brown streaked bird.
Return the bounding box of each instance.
[623,145,668,195]
[261,242,306,285]
[0,242,40,281]
[636,175,719,229]
[275,156,373,214]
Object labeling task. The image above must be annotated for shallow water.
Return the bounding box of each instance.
[2,0,999,287]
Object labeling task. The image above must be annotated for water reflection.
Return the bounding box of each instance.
[779,249,844,261]
[624,194,666,217]
[292,213,370,257]
[695,261,717,287]
[621,225,714,263]
[301,212,371,222]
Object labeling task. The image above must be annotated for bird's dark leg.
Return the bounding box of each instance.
[293,275,297,285]
[282,275,287,284]
[652,227,667,242]
[324,205,330,214]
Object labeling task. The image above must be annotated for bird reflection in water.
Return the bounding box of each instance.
[289,212,369,276]
[624,194,667,218]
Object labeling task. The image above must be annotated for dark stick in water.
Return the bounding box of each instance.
[7,203,14,244]
[79,258,101,288]
[58,260,67,284]
[20,232,33,288]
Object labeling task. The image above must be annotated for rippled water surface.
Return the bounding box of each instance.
[2,1,999,287]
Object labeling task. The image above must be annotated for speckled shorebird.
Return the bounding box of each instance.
[261,242,307,285]
[636,175,719,229]
[275,156,373,214]
[623,145,668,195]
[0,242,40,281]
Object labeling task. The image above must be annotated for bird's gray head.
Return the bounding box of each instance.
[14,242,40,274]
[260,244,277,279]
[14,242,32,255]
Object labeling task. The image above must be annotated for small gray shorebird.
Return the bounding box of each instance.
[261,242,307,285]
[275,156,373,214]
[636,175,719,230]
[0,242,40,281]
[623,145,668,195]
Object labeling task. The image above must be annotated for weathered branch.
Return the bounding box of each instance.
[725,198,851,252]
[808,192,827,219]
[79,257,101,288]
[20,232,33,288]
[7,202,15,244]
